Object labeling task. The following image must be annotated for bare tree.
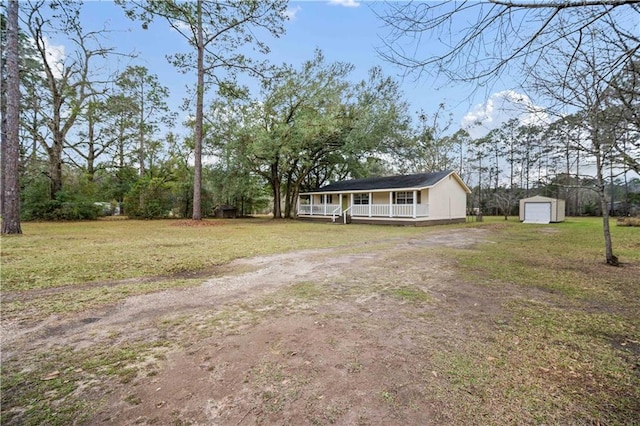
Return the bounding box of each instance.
[532,29,624,265]
[21,0,113,200]
[378,1,639,85]
[1,0,22,234]
[379,0,639,266]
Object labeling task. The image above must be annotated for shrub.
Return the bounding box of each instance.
[21,181,100,221]
[616,217,640,227]
[124,177,175,219]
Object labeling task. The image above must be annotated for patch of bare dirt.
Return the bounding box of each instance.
[170,220,227,227]
[2,227,542,425]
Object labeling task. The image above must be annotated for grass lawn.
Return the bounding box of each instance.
[1,218,424,291]
[449,218,640,424]
[1,216,639,425]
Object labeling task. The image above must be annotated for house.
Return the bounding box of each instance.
[519,195,565,224]
[297,170,471,226]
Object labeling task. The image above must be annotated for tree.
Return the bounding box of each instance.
[115,65,174,177]
[2,0,22,234]
[21,0,113,200]
[378,1,639,85]
[604,59,640,174]
[208,52,409,219]
[379,0,639,266]
[67,95,111,182]
[532,30,623,265]
[119,0,288,220]
[396,105,457,174]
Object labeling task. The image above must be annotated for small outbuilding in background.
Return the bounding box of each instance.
[519,195,565,224]
[213,205,238,219]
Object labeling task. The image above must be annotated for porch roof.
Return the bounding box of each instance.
[301,170,469,194]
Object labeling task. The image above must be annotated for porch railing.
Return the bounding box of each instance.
[351,204,429,218]
[299,203,429,218]
[298,204,340,216]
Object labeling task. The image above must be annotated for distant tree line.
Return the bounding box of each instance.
[1,1,638,237]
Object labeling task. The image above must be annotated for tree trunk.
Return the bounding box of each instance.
[2,0,22,234]
[270,164,282,219]
[597,179,617,266]
[1,28,6,217]
[86,110,96,182]
[49,144,64,200]
[138,76,146,177]
[192,0,204,220]
[594,134,617,266]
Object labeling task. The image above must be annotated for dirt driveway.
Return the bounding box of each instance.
[3,227,539,425]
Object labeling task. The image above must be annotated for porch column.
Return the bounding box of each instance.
[310,194,314,216]
[389,192,393,217]
[350,193,354,213]
[413,190,417,218]
[339,193,342,213]
[368,192,372,217]
[323,194,327,216]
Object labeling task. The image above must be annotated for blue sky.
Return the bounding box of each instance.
[43,0,537,138]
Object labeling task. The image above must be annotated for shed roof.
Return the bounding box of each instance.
[520,195,565,202]
[304,170,467,193]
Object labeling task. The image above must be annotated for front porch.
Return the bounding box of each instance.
[297,203,429,219]
[297,190,430,221]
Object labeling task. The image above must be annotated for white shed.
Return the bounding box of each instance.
[519,196,565,224]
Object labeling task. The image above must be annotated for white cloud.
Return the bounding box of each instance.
[43,38,65,79]
[285,5,302,20]
[170,20,192,35]
[462,90,549,139]
[328,0,360,8]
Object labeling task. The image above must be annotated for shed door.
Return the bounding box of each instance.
[524,202,551,224]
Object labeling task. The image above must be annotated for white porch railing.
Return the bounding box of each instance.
[299,203,429,218]
[298,204,340,216]
[349,204,429,218]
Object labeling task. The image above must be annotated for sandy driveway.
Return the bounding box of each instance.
[3,227,512,425]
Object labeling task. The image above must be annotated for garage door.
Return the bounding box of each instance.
[524,202,551,224]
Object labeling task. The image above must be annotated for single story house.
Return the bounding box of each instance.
[297,170,471,226]
[519,195,565,224]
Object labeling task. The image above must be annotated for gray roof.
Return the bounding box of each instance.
[308,170,454,193]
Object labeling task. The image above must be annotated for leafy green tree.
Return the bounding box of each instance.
[207,52,410,218]
[124,175,174,219]
[118,0,288,220]
[115,65,174,177]
[67,95,112,182]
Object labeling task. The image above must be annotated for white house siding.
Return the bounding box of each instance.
[427,174,467,220]
[371,192,387,204]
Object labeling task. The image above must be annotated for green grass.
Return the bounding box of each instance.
[458,217,640,299]
[0,218,422,291]
[386,286,432,303]
[446,217,640,424]
[2,216,639,425]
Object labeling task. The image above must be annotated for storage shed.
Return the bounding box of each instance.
[213,205,237,219]
[519,196,565,224]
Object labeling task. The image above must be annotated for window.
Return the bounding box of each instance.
[394,191,421,204]
[353,193,369,205]
[322,194,333,204]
